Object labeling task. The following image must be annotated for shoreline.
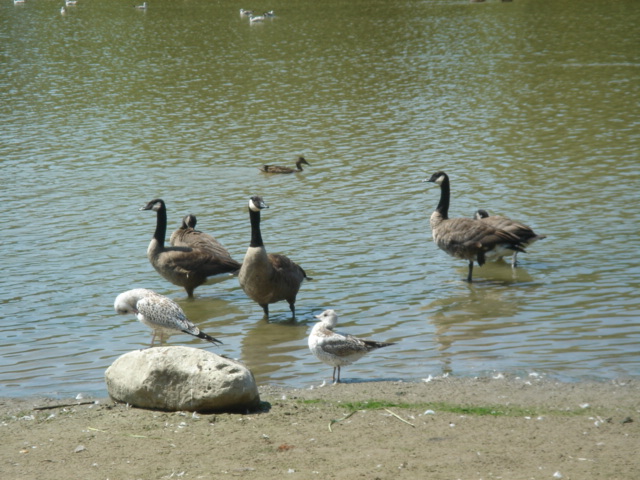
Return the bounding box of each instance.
[1,376,638,479]
[2,369,637,402]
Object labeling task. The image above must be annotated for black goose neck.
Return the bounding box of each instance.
[154,203,167,245]
[436,175,450,219]
[249,208,264,247]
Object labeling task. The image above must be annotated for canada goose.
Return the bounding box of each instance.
[114,288,222,347]
[473,209,546,266]
[259,156,310,174]
[170,213,241,263]
[238,196,311,319]
[141,199,241,298]
[423,171,526,282]
[308,310,395,384]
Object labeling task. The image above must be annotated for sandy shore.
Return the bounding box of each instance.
[1,376,638,480]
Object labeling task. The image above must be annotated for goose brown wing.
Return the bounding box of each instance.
[167,248,241,276]
[268,253,310,280]
[173,230,236,259]
[169,227,192,247]
[436,218,521,249]
[481,216,540,243]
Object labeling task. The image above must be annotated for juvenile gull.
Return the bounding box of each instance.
[114,288,222,347]
[308,310,395,384]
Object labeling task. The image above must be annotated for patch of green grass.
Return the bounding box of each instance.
[297,398,587,418]
[298,399,325,405]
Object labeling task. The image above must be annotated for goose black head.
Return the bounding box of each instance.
[474,209,490,220]
[424,171,448,185]
[140,198,165,212]
[249,196,268,212]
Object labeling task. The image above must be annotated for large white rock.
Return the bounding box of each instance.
[105,346,260,413]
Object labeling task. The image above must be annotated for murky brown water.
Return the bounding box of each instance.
[2,0,639,396]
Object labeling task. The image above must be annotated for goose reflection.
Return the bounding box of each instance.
[239,316,309,383]
[447,260,534,285]
[422,287,526,374]
[174,295,245,348]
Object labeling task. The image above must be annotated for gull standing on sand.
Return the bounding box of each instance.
[308,310,395,384]
[114,288,222,347]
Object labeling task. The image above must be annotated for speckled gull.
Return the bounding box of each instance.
[114,288,222,347]
[308,309,395,384]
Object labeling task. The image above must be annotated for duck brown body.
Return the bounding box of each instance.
[260,156,310,174]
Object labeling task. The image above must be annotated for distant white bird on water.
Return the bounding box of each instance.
[114,288,222,347]
[308,310,395,384]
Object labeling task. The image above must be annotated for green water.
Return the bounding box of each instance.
[2,0,639,396]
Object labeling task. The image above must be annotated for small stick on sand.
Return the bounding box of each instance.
[384,408,415,427]
[328,411,357,432]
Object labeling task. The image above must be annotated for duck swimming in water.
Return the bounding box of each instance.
[260,156,310,174]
